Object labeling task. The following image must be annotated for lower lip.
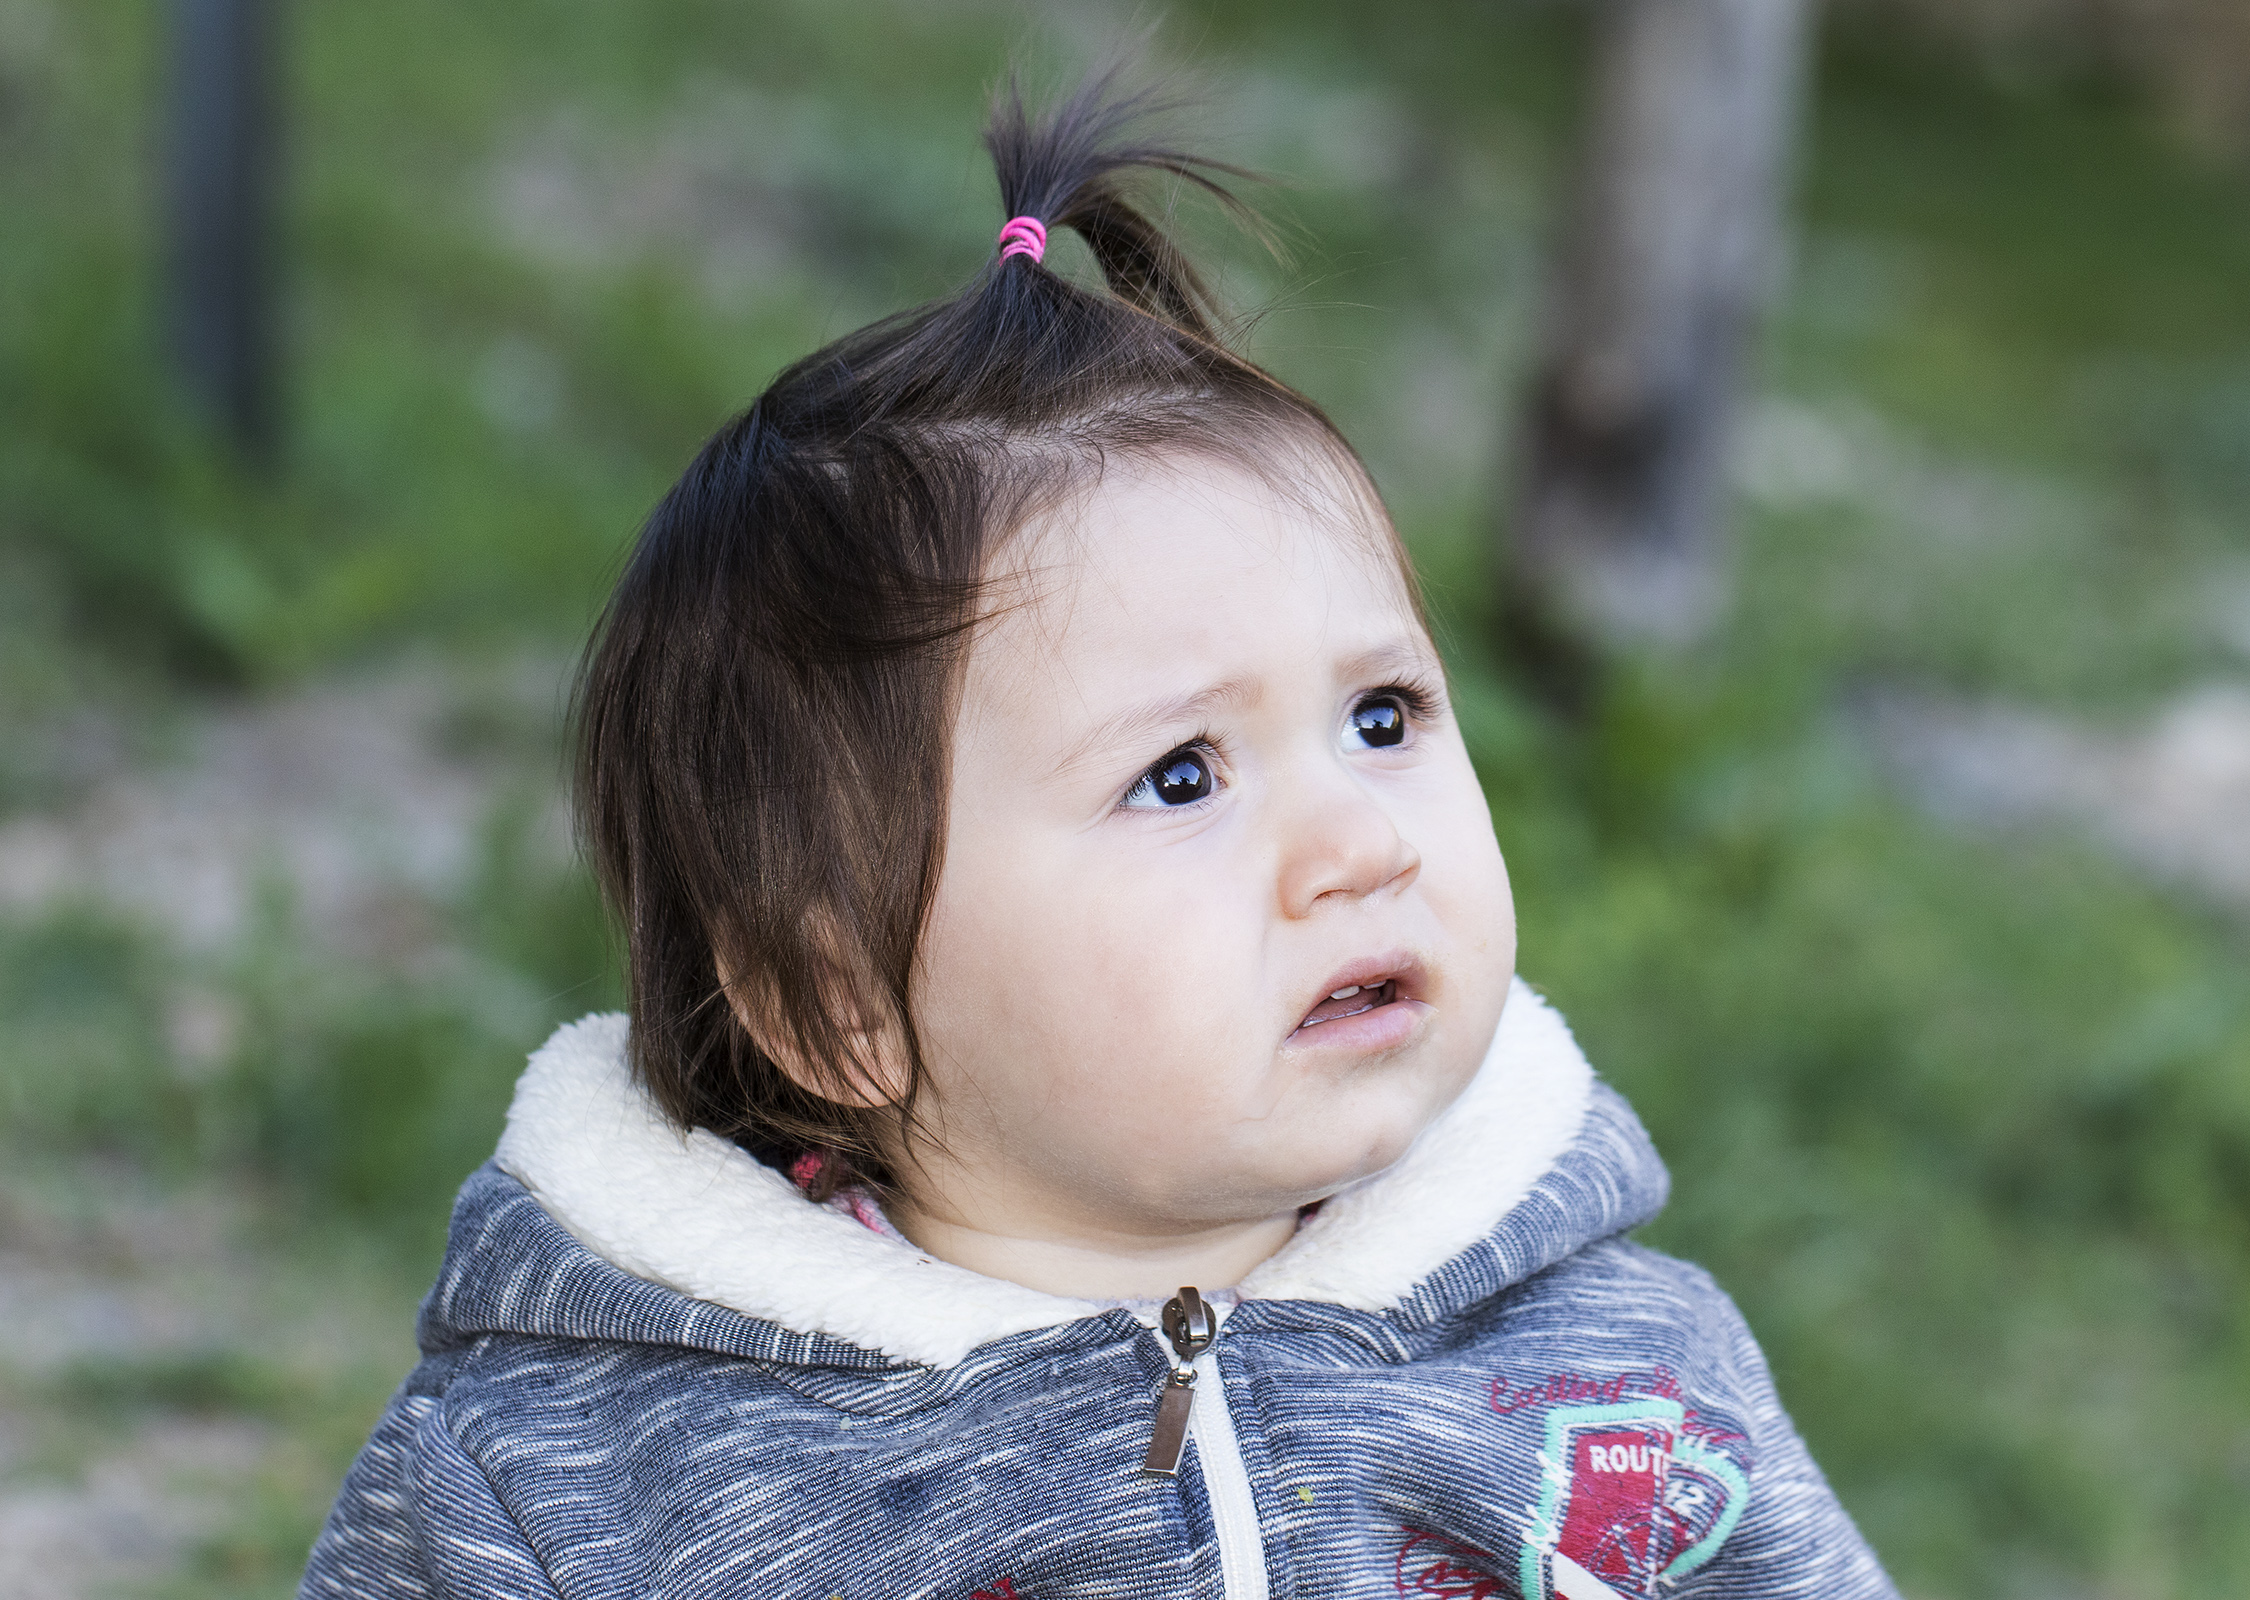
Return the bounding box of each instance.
[1285,996,1430,1054]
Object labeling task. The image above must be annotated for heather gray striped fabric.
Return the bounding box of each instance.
[302,991,1896,1599]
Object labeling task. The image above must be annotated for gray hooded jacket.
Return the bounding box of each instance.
[301,981,1896,1600]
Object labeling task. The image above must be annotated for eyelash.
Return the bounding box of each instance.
[1368,679,1441,724]
[1117,678,1443,811]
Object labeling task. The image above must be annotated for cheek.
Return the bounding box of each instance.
[1452,827,1515,959]
[911,852,1052,1062]
[1407,751,1516,942]
[912,832,1264,1085]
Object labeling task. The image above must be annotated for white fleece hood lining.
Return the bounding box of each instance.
[495,976,1592,1369]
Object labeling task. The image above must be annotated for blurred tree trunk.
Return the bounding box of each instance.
[167,0,280,465]
[1503,0,1814,703]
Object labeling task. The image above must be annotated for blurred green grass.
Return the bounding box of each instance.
[3,3,2249,1597]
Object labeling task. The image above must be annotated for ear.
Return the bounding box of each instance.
[714,941,910,1113]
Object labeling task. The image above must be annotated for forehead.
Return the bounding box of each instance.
[967,450,1427,717]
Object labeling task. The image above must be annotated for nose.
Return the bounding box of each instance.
[1274,762,1421,919]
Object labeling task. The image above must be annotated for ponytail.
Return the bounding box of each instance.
[982,65,1267,337]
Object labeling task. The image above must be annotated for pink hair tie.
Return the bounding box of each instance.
[996,215,1048,264]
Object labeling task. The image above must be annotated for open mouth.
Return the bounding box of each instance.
[1295,977,1401,1031]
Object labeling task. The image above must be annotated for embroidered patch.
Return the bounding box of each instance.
[968,1580,1022,1600]
[1393,1528,1510,1598]
[1516,1398,1749,1600]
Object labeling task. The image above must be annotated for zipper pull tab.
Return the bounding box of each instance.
[1142,1286,1216,1476]
[1143,1365,1196,1476]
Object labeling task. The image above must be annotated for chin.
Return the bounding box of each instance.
[1286,1121,1423,1202]
[1326,1051,1481,1178]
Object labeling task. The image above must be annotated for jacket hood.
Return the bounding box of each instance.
[425,979,1668,1371]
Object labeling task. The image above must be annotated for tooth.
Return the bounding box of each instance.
[1329,986,1360,1000]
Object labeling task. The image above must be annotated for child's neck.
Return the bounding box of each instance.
[886,1197,1300,1302]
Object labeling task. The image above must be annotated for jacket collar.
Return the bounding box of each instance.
[492,978,1639,1369]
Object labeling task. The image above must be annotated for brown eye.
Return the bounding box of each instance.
[1124,747,1216,808]
[1153,751,1213,803]
[1348,697,1407,749]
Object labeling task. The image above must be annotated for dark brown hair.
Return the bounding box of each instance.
[573,66,1382,1195]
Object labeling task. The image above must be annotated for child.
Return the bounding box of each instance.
[303,70,1896,1600]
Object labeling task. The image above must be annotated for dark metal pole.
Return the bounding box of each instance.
[166,0,279,464]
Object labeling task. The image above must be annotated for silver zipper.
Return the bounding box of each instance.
[1144,1288,1270,1600]
[1143,1287,1214,1474]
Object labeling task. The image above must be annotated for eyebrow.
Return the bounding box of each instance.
[1340,638,1443,690]
[1052,636,1442,777]
[1055,676,1261,776]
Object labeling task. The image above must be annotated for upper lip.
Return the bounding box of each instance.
[1293,952,1426,1031]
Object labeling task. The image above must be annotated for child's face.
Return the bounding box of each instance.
[904,453,1515,1238]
